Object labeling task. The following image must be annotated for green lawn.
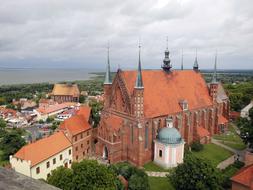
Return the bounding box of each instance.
[144,162,169,172]
[223,142,246,150]
[192,143,233,167]
[213,124,246,151]
[149,177,175,190]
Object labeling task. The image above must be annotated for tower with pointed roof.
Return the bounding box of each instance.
[181,49,184,70]
[209,52,219,102]
[193,49,199,71]
[104,45,112,108]
[162,37,172,72]
[134,43,144,119]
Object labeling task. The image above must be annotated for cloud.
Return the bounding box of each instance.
[0,0,252,69]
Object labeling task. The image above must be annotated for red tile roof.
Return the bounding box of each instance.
[218,115,228,125]
[59,106,91,136]
[0,107,17,117]
[121,70,213,118]
[231,164,253,188]
[77,106,91,122]
[14,131,71,167]
[36,103,68,115]
[197,127,210,138]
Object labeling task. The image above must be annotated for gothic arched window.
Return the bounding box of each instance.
[131,125,134,144]
[145,125,148,149]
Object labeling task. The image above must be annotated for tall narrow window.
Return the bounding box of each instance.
[145,126,148,149]
[159,150,162,157]
[131,126,134,144]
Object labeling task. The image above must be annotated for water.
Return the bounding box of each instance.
[0,68,100,85]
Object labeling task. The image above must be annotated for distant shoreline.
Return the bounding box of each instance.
[0,68,103,86]
[0,68,252,86]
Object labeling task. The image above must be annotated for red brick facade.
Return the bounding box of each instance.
[95,69,230,166]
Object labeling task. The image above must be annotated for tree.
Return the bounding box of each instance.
[89,100,103,128]
[237,117,253,149]
[0,118,6,130]
[128,171,150,190]
[46,116,54,123]
[72,160,117,190]
[111,162,150,190]
[0,130,26,160]
[47,166,74,190]
[168,153,223,190]
[79,95,86,103]
[249,107,253,121]
[48,160,118,190]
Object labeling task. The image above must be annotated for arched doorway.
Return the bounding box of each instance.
[102,146,108,160]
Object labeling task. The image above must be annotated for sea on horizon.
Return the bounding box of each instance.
[0,68,100,85]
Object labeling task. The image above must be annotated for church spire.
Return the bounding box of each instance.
[104,44,112,84]
[135,42,144,89]
[181,49,184,70]
[212,51,218,83]
[162,37,172,72]
[193,48,199,71]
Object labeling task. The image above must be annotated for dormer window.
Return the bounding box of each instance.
[179,100,188,111]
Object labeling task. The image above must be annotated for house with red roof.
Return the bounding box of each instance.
[95,46,230,166]
[231,164,253,190]
[59,106,92,162]
[10,131,72,180]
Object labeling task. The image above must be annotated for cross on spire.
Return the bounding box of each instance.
[193,48,199,71]
[212,50,218,83]
[135,41,144,88]
[181,49,184,70]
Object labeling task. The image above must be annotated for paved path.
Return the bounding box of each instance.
[212,138,247,169]
[146,171,169,177]
[211,138,245,160]
[217,155,237,169]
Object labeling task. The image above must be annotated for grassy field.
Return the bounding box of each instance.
[223,142,246,150]
[192,143,233,167]
[144,162,169,172]
[213,124,246,150]
[148,177,175,190]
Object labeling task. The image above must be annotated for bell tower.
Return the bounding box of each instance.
[104,45,112,108]
[133,43,144,118]
[209,52,219,102]
[162,37,172,72]
[193,48,199,71]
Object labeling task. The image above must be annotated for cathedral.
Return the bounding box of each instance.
[95,44,229,167]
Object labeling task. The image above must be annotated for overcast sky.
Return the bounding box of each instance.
[0,0,252,70]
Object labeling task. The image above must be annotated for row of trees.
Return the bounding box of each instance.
[47,160,149,190]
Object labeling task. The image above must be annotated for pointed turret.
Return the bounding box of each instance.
[212,51,218,83]
[181,49,184,70]
[162,37,172,72]
[104,45,112,84]
[209,51,219,102]
[135,43,144,89]
[193,48,199,71]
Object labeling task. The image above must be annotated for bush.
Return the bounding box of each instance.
[112,162,150,190]
[191,141,203,152]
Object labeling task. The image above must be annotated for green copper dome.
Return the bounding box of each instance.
[157,127,183,144]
